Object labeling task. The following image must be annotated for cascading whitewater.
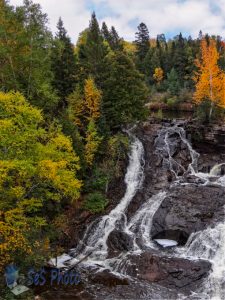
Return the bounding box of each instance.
[155,124,225,299]
[71,132,145,266]
[154,124,199,178]
[69,130,168,271]
[181,220,225,300]
[63,123,225,300]
[124,191,167,250]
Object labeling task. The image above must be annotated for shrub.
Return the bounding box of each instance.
[155,109,163,119]
[167,96,178,108]
[83,192,108,213]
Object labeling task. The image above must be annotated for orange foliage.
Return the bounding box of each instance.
[84,78,101,121]
[194,38,225,109]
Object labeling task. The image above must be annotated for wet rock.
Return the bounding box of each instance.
[126,252,211,293]
[107,230,133,257]
[90,269,129,286]
[151,185,225,237]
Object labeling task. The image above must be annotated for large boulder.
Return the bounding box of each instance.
[151,184,225,237]
[126,251,211,292]
[107,230,133,257]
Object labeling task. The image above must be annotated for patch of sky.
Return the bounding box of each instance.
[85,0,119,19]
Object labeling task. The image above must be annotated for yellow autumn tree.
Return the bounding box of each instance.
[153,67,164,84]
[67,78,102,166]
[0,92,82,270]
[84,78,102,166]
[84,77,101,121]
[194,38,225,118]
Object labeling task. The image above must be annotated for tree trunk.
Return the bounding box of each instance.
[209,101,214,121]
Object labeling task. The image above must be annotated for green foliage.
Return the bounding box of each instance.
[155,109,163,119]
[102,51,149,128]
[84,133,129,197]
[167,96,179,108]
[0,91,81,270]
[135,22,150,71]
[77,12,108,87]
[83,192,108,213]
[166,68,181,95]
[85,119,102,166]
[51,18,76,106]
[194,99,212,123]
[0,0,59,114]
[194,99,225,123]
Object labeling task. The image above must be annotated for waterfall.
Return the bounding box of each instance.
[124,191,167,250]
[58,123,225,299]
[154,125,225,299]
[155,125,199,178]
[178,218,225,300]
[210,163,225,176]
[70,133,145,266]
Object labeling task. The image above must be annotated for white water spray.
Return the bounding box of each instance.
[71,133,145,266]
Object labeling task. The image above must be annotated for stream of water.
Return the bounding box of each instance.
[56,124,225,299]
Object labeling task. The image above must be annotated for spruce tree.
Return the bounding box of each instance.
[110,26,123,50]
[135,22,150,72]
[166,68,180,95]
[51,17,76,107]
[78,13,108,88]
[102,52,148,129]
[101,21,111,44]
[173,33,189,87]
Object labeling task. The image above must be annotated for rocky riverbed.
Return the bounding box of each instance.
[36,118,225,299]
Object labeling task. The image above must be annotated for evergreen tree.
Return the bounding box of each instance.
[135,22,150,72]
[0,0,58,113]
[144,48,161,84]
[166,68,181,95]
[102,52,148,128]
[101,22,123,51]
[110,26,123,51]
[135,22,150,61]
[77,13,108,88]
[51,17,76,108]
[101,21,111,44]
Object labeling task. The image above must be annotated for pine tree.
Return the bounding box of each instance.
[101,22,123,51]
[166,68,181,95]
[135,23,150,61]
[110,26,123,51]
[78,13,108,88]
[101,21,111,44]
[135,22,150,73]
[51,17,76,108]
[144,48,161,84]
[173,33,187,86]
[102,52,148,128]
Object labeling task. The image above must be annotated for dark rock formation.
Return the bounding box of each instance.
[107,230,133,257]
[126,251,211,293]
[89,269,129,286]
[151,185,225,237]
